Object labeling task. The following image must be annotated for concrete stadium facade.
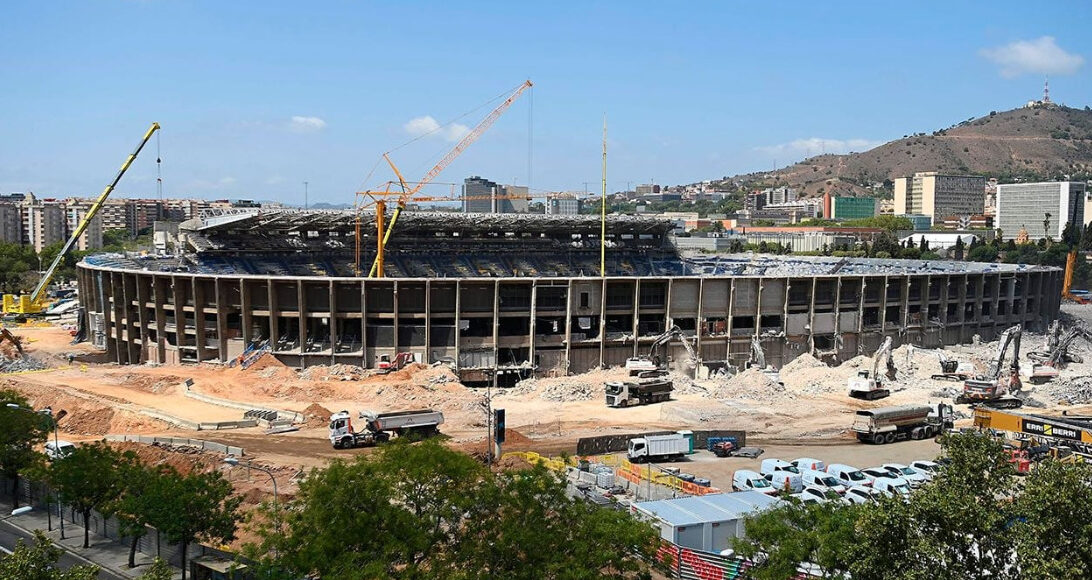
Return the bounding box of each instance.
[77,246,1063,385]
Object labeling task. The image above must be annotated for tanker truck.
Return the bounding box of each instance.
[329,409,444,449]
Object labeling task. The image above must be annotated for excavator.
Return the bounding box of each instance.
[746,336,783,385]
[848,336,896,400]
[623,325,696,376]
[0,327,23,356]
[1025,323,1092,382]
[2,123,161,317]
[931,350,976,381]
[958,324,1024,409]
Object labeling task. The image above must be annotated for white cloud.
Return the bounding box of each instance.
[403,115,470,142]
[288,116,327,132]
[755,137,884,157]
[980,36,1084,78]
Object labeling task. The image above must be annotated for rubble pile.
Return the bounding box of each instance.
[298,364,367,381]
[0,353,46,373]
[499,368,628,402]
[710,367,794,402]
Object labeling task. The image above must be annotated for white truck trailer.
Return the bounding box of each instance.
[329,409,445,449]
[627,432,689,463]
[852,403,952,445]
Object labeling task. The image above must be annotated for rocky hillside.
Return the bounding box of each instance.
[731,104,1092,197]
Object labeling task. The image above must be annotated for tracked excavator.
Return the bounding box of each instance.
[746,336,783,385]
[1025,323,1092,382]
[959,325,1024,409]
[623,325,696,376]
[848,336,896,400]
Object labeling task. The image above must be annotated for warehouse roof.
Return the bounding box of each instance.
[633,491,782,527]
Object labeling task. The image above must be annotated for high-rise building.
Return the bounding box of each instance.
[23,202,66,253]
[547,194,583,215]
[0,203,22,244]
[64,200,103,250]
[764,186,797,205]
[462,176,499,213]
[996,181,1086,241]
[830,197,877,220]
[497,185,530,213]
[893,172,985,222]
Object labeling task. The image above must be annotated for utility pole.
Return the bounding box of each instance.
[303,181,309,210]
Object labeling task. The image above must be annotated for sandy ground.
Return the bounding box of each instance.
[4,308,1092,518]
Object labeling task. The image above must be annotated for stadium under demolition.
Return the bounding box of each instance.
[76,210,1063,386]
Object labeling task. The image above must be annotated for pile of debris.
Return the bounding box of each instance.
[1035,375,1092,405]
[0,352,45,373]
[299,364,367,381]
[710,367,794,402]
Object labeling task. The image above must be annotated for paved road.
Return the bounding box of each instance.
[0,519,125,580]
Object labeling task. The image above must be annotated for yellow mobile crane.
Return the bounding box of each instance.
[3,123,161,316]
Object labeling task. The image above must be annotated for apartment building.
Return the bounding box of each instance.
[893,172,985,222]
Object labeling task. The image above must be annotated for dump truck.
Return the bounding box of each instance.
[627,432,689,463]
[852,403,952,444]
[329,409,444,449]
[605,374,673,407]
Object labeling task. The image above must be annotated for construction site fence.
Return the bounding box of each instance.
[657,542,750,580]
[576,430,747,456]
[583,454,723,496]
[104,434,245,457]
[2,480,241,573]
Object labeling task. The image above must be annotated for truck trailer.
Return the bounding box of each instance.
[605,375,673,407]
[852,403,952,445]
[627,432,689,463]
[329,409,444,449]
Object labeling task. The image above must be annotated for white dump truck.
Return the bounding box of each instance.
[852,403,952,445]
[329,409,444,449]
[627,432,689,463]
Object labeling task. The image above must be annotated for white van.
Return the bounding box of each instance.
[872,476,912,498]
[800,469,847,495]
[764,471,803,493]
[791,457,826,472]
[760,458,800,476]
[45,440,76,461]
[733,469,777,495]
[826,463,871,488]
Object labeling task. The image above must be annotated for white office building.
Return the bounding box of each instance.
[996,181,1086,241]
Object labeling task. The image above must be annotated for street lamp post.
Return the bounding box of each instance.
[1,506,33,522]
[223,457,280,535]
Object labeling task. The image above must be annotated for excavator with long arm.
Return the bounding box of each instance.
[959,325,1024,409]
[747,336,783,385]
[624,325,696,375]
[1026,323,1092,382]
[848,336,895,400]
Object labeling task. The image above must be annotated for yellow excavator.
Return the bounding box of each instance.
[2,123,160,317]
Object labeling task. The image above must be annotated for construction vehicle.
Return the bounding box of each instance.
[328,409,444,449]
[1062,248,1089,303]
[973,406,1092,459]
[2,123,160,316]
[377,352,418,374]
[624,325,697,376]
[355,80,532,277]
[626,432,689,463]
[931,351,975,381]
[958,325,1024,409]
[1026,323,1092,382]
[0,327,23,356]
[852,403,953,444]
[604,373,673,407]
[848,336,895,400]
[746,336,783,385]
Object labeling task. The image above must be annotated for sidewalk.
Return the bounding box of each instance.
[4,506,184,579]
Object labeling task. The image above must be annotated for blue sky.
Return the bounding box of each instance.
[2,1,1089,205]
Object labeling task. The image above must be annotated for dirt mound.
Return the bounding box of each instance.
[301,403,333,428]
[781,353,825,374]
[116,373,186,394]
[711,367,794,402]
[500,368,629,402]
[299,364,367,382]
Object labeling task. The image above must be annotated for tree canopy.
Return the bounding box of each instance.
[0,530,100,580]
[45,442,138,548]
[0,389,49,508]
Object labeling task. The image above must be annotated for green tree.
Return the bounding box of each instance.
[146,467,240,580]
[733,501,858,579]
[0,241,39,294]
[136,558,174,580]
[1011,460,1092,576]
[46,442,136,548]
[0,389,49,508]
[112,463,163,568]
[966,244,999,263]
[0,530,100,580]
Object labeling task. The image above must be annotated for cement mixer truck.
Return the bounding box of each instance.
[329,409,444,449]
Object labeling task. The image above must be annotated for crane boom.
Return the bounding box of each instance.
[363,80,533,278]
[32,123,161,303]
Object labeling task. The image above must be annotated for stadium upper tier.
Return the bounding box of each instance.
[82,209,1048,278]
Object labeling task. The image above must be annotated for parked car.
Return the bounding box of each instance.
[826,463,871,488]
[790,492,822,505]
[733,469,777,495]
[882,463,928,488]
[845,485,882,504]
[872,476,912,498]
[797,486,846,504]
[791,457,826,472]
[910,460,940,478]
[800,469,847,495]
[860,467,896,484]
[45,440,76,461]
[764,471,803,493]
[760,458,800,476]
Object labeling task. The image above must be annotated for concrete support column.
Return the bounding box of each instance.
[726,279,735,363]
[240,280,252,346]
[134,275,149,364]
[493,279,500,384]
[297,280,306,360]
[192,278,205,362]
[171,276,185,360]
[528,281,537,369]
[631,279,640,358]
[267,279,278,352]
[215,278,228,362]
[425,280,433,364]
[807,278,817,355]
[856,278,866,355]
[454,280,462,372]
[878,275,889,338]
[361,280,368,367]
[328,280,337,364]
[563,279,573,374]
[695,277,705,373]
[598,278,607,369]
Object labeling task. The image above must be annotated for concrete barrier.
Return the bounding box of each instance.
[105,434,244,457]
[182,382,304,423]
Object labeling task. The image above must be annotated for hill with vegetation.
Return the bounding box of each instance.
[726,104,1092,198]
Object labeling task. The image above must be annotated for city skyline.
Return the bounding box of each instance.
[2,1,1089,204]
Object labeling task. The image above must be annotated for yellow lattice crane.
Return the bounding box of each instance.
[355,80,532,277]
